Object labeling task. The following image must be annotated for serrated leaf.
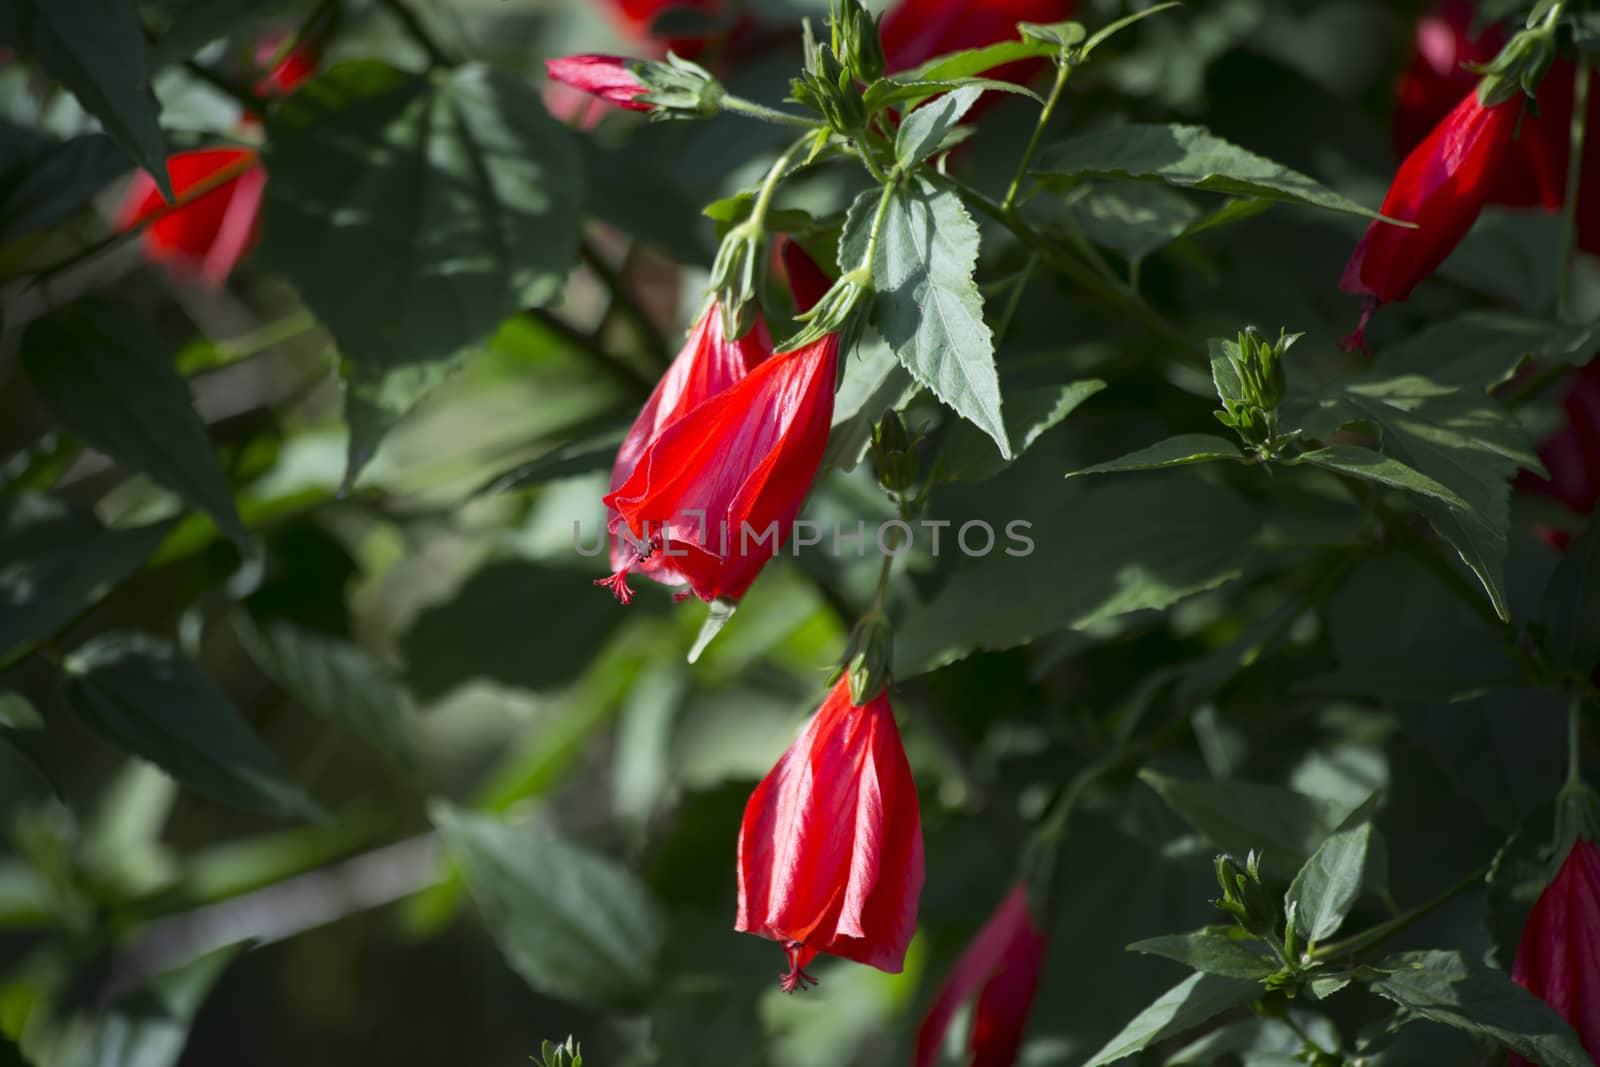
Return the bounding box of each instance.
[1141,770,1357,883]
[234,616,417,768]
[1370,950,1593,1067]
[881,40,1052,90]
[22,301,248,545]
[847,177,1008,457]
[896,477,1258,674]
[62,632,323,820]
[1035,124,1391,221]
[1070,434,1246,477]
[1128,927,1277,979]
[0,0,172,198]
[431,804,666,1011]
[1292,372,1540,621]
[1296,446,1470,510]
[1066,183,1202,261]
[1539,522,1600,675]
[864,75,1042,112]
[895,85,984,169]
[1286,793,1379,943]
[0,492,172,656]
[1082,972,1261,1067]
[259,61,584,486]
[944,380,1105,480]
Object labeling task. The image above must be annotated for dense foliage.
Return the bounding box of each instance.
[1,0,1599,1065]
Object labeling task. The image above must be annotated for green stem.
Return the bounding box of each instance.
[993,254,1039,343]
[1556,55,1590,322]
[1569,691,1584,791]
[380,0,454,67]
[720,95,822,129]
[748,136,813,231]
[581,241,671,368]
[1002,59,1070,213]
[1310,863,1489,962]
[857,176,900,274]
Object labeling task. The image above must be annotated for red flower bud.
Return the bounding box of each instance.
[1339,88,1524,350]
[1507,839,1600,1066]
[116,148,266,287]
[736,678,924,990]
[915,883,1049,1067]
[599,302,773,601]
[544,55,654,113]
[253,35,318,97]
[882,0,1074,88]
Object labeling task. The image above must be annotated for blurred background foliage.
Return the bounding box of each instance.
[0,0,1597,1064]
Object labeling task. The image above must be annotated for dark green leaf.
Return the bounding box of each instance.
[823,331,914,473]
[1066,183,1202,262]
[846,177,1008,457]
[83,943,247,1067]
[1035,124,1391,221]
[0,0,171,198]
[879,40,1051,92]
[22,301,248,545]
[863,75,1042,112]
[234,616,417,768]
[259,61,584,486]
[62,632,323,820]
[1540,522,1600,675]
[472,426,629,497]
[1370,950,1593,1067]
[338,354,466,494]
[1082,972,1260,1066]
[0,692,41,732]
[401,561,622,701]
[1141,770,1355,882]
[1380,314,1599,392]
[1286,792,1379,943]
[1127,927,1277,979]
[895,85,983,169]
[145,0,293,64]
[1296,446,1469,510]
[943,380,1105,480]
[0,130,125,245]
[1069,434,1245,477]
[896,477,1258,674]
[0,492,172,655]
[431,804,666,1012]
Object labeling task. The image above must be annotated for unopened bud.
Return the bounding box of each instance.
[843,611,894,705]
[709,223,763,337]
[635,52,725,119]
[1475,21,1557,107]
[832,0,885,83]
[779,266,870,353]
[872,411,918,493]
[1212,850,1279,940]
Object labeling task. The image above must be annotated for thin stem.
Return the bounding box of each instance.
[859,177,900,272]
[1556,55,1590,322]
[1311,863,1489,962]
[749,136,813,230]
[993,255,1038,343]
[720,95,822,129]
[581,241,671,368]
[380,0,453,67]
[1281,1013,1337,1059]
[1002,59,1070,213]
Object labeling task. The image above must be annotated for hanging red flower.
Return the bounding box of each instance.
[915,883,1050,1067]
[116,148,267,288]
[544,55,655,113]
[735,677,924,991]
[1507,838,1600,1066]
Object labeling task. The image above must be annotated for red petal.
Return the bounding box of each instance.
[118,148,262,284]
[1510,840,1600,1062]
[545,55,654,112]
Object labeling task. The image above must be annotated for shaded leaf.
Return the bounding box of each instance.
[943,380,1105,480]
[1286,792,1379,943]
[1036,124,1389,220]
[431,804,666,1012]
[0,692,41,732]
[895,85,983,169]
[1070,434,1245,477]
[1296,446,1469,510]
[1380,313,1599,392]
[1082,972,1260,1067]
[1066,183,1202,262]
[822,330,914,473]
[62,632,323,820]
[22,301,248,545]
[1539,522,1600,676]
[84,943,247,1067]
[0,129,125,245]
[1128,927,1278,979]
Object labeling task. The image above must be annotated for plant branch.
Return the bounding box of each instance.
[380,0,453,67]
[1556,54,1590,322]
[720,95,822,129]
[1311,863,1489,962]
[1002,59,1070,212]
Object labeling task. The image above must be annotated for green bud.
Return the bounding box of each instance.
[832,0,886,83]
[634,53,725,119]
[843,611,894,705]
[779,266,870,354]
[790,19,867,135]
[1212,851,1279,940]
[871,410,918,493]
[708,222,763,337]
[1475,20,1557,107]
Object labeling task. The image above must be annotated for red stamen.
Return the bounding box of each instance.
[595,569,635,605]
[1337,297,1377,356]
[779,942,819,993]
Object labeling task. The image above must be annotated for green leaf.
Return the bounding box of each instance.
[823,330,915,472]
[0,130,125,246]
[259,61,584,486]
[1080,1,1184,58]
[1035,124,1392,221]
[1285,793,1379,943]
[1066,183,1202,262]
[1539,522,1600,676]
[1293,371,1540,621]
[401,562,622,701]
[233,617,417,768]
[882,40,1052,89]
[895,85,984,169]
[144,0,293,65]
[1380,313,1599,391]
[848,177,1009,458]
[430,804,666,1012]
[0,0,172,199]
[1140,770,1355,883]
[896,477,1258,674]
[1070,434,1247,477]
[863,75,1042,112]
[1127,927,1277,979]
[1295,446,1470,510]
[83,942,248,1067]
[1370,950,1594,1067]
[1082,972,1261,1067]
[472,426,629,497]
[22,301,248,545]
[0,692,41,732]
[61,632,324,820]
[338,354,467,494]
[0,492,172,656]
[943,380,1105,480]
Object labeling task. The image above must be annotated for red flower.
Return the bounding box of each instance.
[735,678,924,990]
[545,54,654,112]
[253,37,318,97]
[915,884,1049,1067]
[603,0,725,55]
[1339,87,1524,349]
[116,148,266,288]
[882,0,1074,85]
[1521,357,1600,532]
[598,304,773,601]
[1507,839,1600,1066]
[598,245,838,605]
